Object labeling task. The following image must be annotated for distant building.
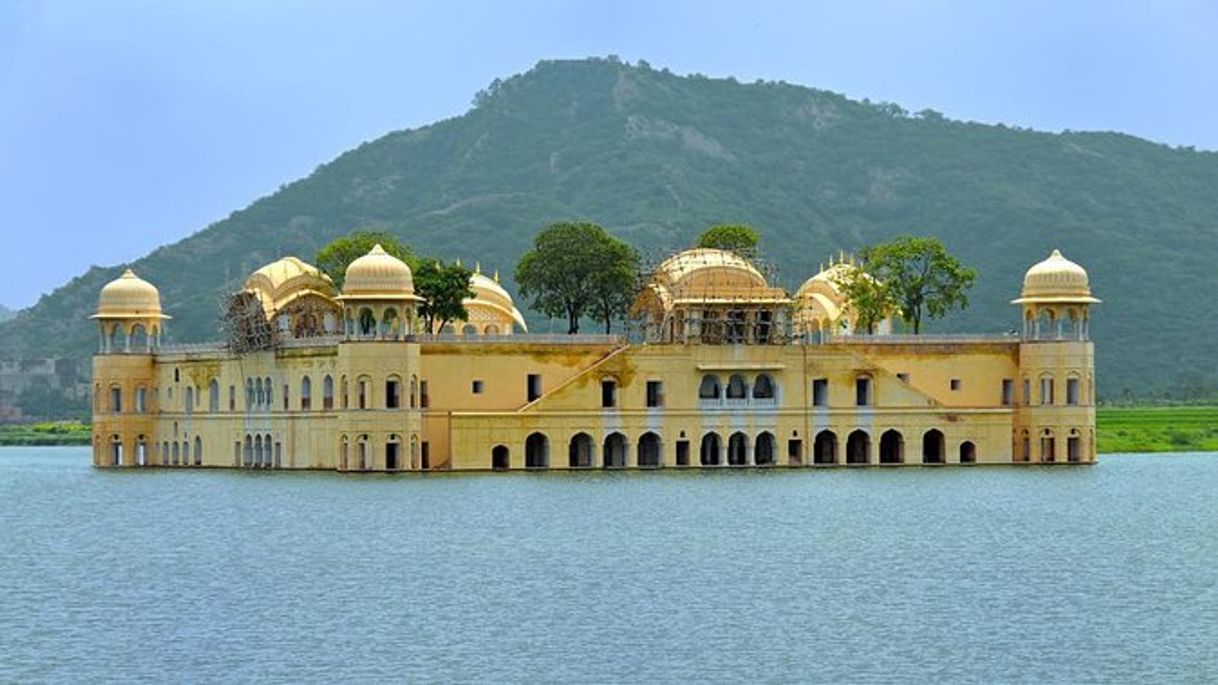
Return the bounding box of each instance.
[90,245,1098,470]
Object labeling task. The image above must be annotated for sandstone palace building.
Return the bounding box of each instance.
[91,245,1098,471]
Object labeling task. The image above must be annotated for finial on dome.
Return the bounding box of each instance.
[122,268,136,278]
[369,244,386,255]
[1050,248,1063,258]
[455,257,462,267]
[475,261,481,275]
[493,269,500,283]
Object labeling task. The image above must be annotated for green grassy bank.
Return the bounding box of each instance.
[1096,406,1218,453]
[3,408,1216,452]
[0,422,91,446]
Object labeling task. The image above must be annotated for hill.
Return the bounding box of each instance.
[2,57,1217,401]
[0,305,13,323]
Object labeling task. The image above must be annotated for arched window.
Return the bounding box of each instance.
[208,380,219,413]
[323,375,335,410]
[525,432,549,469]
[568,433,594,468]
[1040,429,1056,463]
[357,434,370,470]
[1067,429,1082,463]
[386,375,402,409]
[752,374,775,400]
[108,384,123,413]
[960,441,977,464]
[172,440,181,466]
[814,430,838,464]
[246,378,254,409]
[243,434,252,467]
[358,377,370,410]
[264,377,272,407]
[727,432,748,465]
[254,435,263,467]
[754,432,775,466]
[162,440,170,466]
[462,323,478,336]
[879,429,904,464]
[358,308,376,337]
[409,375,418,409]
[726,374,747,400]
[194,436,202,466]
[484,324,500,335]
[637,432,662,467]
[109,434,123,466]
[136,435,147,466]
[492,445,510,470]
[136,385,148,414]
[603,432,627,468]
[129,323,148,351]
[341,375,349,409]
[698,375,721,400]
[922,429,945,464]
[700,433,722,466]
[340,435,349,470]
[846,430,870,464]
[301,376,312,410]
[386,434,401,470]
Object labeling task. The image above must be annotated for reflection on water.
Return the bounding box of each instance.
[2,448,1216,682]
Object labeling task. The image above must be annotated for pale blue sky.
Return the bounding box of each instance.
[1,0,1215,309]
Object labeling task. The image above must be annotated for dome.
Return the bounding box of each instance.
[340,244,421,301]
[1013,249,1100,304]
[466,269,527,332]
[91,269,169,319]
[652,248,779,303]
[244,256,336,316]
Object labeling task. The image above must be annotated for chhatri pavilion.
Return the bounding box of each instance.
[91,245,1098,471]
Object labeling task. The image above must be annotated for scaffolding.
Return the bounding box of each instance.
[629,248,794,346]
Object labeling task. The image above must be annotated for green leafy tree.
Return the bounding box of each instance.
[858,236,977,334]
[415,260,475,332]
[315,231,415,289]
[588,239,641,333]
[695,224,760,259]
[832,265,895,335]
[516,222,637,334]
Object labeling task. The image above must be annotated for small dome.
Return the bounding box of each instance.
[467,269,527,331]
[92,269,169,319]
[244,256,336,316]
[340,244,419,300]
[1013,249,1100,304]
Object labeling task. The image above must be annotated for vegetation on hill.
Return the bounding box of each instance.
[2,57,1217,401]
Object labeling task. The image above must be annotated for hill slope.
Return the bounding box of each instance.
[2,57,1217,399]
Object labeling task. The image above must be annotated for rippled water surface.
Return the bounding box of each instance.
[2,448,1217,683]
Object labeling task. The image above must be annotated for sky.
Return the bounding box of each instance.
[1,0,1215,309]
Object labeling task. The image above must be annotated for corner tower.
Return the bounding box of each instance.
[334,245,424,471]
[1012,250,1100,463]
[90,269,168,466]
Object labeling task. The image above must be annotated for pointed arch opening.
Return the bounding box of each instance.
[846,430,870,465]
[700,432,722,466]
[814,430,838,465]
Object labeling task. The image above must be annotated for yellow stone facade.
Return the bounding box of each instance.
[91,246,1098,471]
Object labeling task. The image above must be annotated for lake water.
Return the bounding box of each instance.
[1,447,1216,683]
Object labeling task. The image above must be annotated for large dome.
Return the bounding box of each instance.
[340,244,420,300]
[1013,249,1100,304]
[92,269,169,319]
[652,248,775,302]
[245,256,336,316]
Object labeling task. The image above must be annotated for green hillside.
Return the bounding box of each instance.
[2,57,1217,400]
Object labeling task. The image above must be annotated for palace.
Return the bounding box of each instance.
[90,245,1098,471]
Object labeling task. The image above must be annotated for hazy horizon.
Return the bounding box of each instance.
[2,0,1215,309]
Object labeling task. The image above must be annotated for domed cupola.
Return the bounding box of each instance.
[337,245,422,340]
[90,269,170,353]
[340,244,419,299]
[1012,249,1099,341]
[454,264,527,335]
[1013,249,1099,304]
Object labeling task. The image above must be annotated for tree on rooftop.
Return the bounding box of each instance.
[695,224,760,259]
[846,236,977,334]
[416,260,475,333]
[515,222,637,334]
